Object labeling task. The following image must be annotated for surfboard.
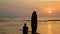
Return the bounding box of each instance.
[31,11,37,34]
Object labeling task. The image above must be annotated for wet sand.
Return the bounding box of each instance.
[0,21,60,34]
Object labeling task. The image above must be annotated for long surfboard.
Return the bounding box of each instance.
[31,11,37,34]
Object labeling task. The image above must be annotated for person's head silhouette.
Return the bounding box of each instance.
[24,23,26,26]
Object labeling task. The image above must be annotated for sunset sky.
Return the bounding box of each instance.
[0,0,60,17]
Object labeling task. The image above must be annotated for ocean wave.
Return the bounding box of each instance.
[0,19,60,22]
[0,17,60,22]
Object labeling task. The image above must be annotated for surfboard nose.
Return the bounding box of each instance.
[32,11,37,18]
[32,11,37,15]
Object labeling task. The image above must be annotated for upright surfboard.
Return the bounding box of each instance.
[31,11,37,34]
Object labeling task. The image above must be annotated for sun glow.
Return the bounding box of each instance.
[48,10,52,13]
[44,8,55,14]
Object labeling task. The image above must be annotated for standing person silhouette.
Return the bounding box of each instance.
[23,23,28,34]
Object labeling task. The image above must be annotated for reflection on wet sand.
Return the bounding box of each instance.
[48,22,52,34]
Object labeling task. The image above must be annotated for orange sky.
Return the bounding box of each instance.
[0,0,60,17]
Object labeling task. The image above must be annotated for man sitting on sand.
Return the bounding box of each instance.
[23,23,28,34]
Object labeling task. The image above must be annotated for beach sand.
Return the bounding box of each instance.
[0,21,60,34]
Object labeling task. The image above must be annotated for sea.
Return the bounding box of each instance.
[0,16,60,34]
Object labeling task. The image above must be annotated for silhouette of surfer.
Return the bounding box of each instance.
[23,23,28,34]
[31,11,37,34]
